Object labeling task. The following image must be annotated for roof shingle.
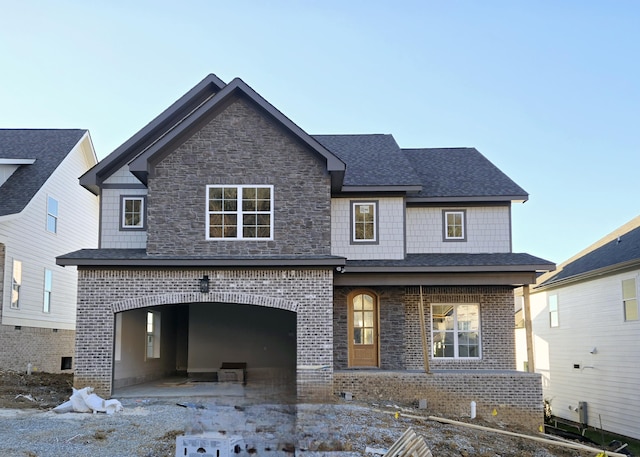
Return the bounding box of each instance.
[0,129,87,217]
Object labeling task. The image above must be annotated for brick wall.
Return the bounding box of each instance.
[334,371,544,431]
[75,267,334,399]
[0,324,75,373]
[334,286,516,371]
[146,97,332,257]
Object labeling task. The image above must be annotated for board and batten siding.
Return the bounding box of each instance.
[529,270,640,440]
[406,206,511,254]
[0,136,99,330]
[331,197,405,260]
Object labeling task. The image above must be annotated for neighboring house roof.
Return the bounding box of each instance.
[402,148,529,203]
[312,134,422,192]
[0,129,88,217]
[537,216,640,289]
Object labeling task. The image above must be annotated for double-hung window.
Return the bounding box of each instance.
[206,185,273,239]
[11,259,22,309]
[622,278,638,321]
[121,196,145,230]
[431,303,480,358]
[352,201,377,243]
[43,269,53,313]
[47,196,59,233]
[443,210,466,241]
[548,294,559,328]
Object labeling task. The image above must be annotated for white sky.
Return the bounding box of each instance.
[1,1,639,265]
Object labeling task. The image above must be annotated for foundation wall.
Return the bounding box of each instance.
[334,370,544,431]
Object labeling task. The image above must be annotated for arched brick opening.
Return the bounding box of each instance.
[111,291,299,314]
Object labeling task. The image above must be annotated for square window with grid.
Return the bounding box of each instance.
[206,185,273,239]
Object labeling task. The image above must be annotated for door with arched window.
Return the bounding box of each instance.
[348,291,379,367]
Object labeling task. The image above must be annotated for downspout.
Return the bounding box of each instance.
[523,285,535,373]
[419,286,430,373]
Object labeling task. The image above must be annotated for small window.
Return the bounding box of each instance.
[432,303,480,358]
[146,311,161,359]
[47,196,58,233]
[11,259,22,309]
[548,294,559,328]
[121,196,146,230]
[352,201,378,243]
[43,269,53,313]
[206,185,273,239]
[443,210,466,241]
[622,278,638,321]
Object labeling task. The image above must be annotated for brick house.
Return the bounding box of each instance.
[58,74,554,429]
[1,129,98,372]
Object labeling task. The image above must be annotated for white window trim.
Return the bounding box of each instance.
[431,303,481,359]
[443,209,466,241]
[351,201,378,244]
[47,195,59,234]
[120,196,146,230]
[206,185,274,240]
[548,294,559,328]
[622,277,638,322]
[11,259,22,309]
[43,269,53,313]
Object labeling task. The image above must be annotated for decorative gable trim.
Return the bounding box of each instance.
[127,77,345,188]
[79,74,227,195]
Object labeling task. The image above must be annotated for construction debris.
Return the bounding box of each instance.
[52,387,123,414]
[382,427,433,457]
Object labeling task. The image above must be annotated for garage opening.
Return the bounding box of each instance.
[113,302,296,394]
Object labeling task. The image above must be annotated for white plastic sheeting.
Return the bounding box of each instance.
[53,387,123,415]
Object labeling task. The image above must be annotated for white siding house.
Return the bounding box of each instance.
[0,129,99,372]
[526,216,640,440]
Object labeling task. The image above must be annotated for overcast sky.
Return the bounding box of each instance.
[2,1,638,265]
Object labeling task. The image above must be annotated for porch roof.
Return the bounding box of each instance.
[56,248,346,268]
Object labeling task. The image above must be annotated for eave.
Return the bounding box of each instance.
[334,271,538,287]
[127,78,346,188]
[407,195,528,204]
[56,249,346,268]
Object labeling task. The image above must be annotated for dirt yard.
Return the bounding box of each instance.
[0,369,605,457]
[0,369,73,409]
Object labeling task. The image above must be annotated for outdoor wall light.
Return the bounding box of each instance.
[199,275,210,293]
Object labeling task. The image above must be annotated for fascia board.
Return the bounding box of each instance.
[80,74,226,190]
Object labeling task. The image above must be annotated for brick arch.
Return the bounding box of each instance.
[111,292,299,314]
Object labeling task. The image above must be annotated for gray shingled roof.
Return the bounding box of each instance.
[312,134,421,188]
[402,148,528,200]
[539,225,640,287]
[347,253,554,271]
[0,129,87,217]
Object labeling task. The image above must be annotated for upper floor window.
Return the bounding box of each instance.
[443,210,466,241]
[11,259,22,309]
[47,196,58,233]
[121,196,146,230]
[206,185,273,240]
[548,294,559,328]
[352,201,378,243]
[622,278,638,321]
[432,303,480,358]
[43,269,53,313]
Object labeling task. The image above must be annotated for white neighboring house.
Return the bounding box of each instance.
[526,216,640,440]
[0,129,99,373]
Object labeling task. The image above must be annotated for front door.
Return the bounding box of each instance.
[348,291,379,367]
